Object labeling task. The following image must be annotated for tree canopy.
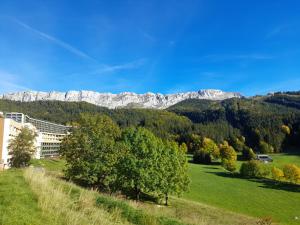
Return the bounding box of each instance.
[60,114,121,191]
[60,114,190,203]
[8,126,37,168]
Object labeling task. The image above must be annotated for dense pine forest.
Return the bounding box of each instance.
[169,92,300,152]
[1,91,300,153]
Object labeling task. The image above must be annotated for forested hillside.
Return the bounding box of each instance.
[0,100,192,140]
[1,91,300,153]
[264,92,300,110]
[168,92,300,152]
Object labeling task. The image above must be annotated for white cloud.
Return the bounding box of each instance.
[13,18,95,61]
[94,59,146,74]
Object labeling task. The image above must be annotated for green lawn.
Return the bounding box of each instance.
[184,153,300,225]
[270,153,300,168]
[0,169,54,225]
[30,158,66,171]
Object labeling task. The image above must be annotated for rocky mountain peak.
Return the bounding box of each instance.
[0,89,242,109]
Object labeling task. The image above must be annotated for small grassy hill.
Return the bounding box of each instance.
[0,168,129,225]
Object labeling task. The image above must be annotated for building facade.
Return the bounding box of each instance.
[0,112,70,169]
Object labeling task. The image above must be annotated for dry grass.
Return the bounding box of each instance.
[24,168,131,225]
[128,197,258,225]
[22,167,259,225]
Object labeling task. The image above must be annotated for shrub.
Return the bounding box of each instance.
[259,141,274,154]
[240,160,270,178]
[283,164,300,184]
[240,161,259,177]
[229,136,245,152]
[242,146,256,160]
[259,164,271,177]
[271,167,284,181]
[219,141,237,172]
[192,137,219,164]
[193,149,212,164]
[219,141,237,161]
[222,159,236,172]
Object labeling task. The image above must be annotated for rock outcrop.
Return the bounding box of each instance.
[0,89,242,109]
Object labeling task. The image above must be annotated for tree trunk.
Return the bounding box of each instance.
[165,193,169,206]
[109,188,113,196]
[135,186,140,201]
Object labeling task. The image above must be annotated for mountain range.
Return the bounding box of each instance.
[0,90,300,153]
[0,89,242,109]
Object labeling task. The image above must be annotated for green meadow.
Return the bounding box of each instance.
[184,153,300,225]
[1,153,299,225]
[32,154,300,225]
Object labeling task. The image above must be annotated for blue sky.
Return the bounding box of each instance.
[0,0,300,96]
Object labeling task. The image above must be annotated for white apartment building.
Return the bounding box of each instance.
[0,112,70,169]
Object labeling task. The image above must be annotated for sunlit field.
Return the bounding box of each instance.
[184,153,300,225]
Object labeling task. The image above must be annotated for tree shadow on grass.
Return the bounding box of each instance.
[121,189,160,203]
[206,171,300,193]
[237,155,248,161]
[188,160,220,166]
[256,179,300,193]
[205,171,243,179]
[202,166,220,170]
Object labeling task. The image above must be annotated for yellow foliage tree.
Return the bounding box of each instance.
[281,125,291,135]
[219,141,237,172]
[271,167,284,181]
[202,137,220,159]
[283,164,300,184]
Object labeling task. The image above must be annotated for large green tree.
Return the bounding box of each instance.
[117,127,161,200]
[60,114,121,191]
[118,127,190,203]
[8,127,37,168]
[157,141,190,205]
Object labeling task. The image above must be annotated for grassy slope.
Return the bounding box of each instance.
[0,166,130,225]
[31,158,66,171]
[129,197,256,225]
[184,154,300,225]
[29,157,300,224]
[28,159,257,225]
[0,169,54,225]
[24,168,130,225]
[9,156,300,225]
